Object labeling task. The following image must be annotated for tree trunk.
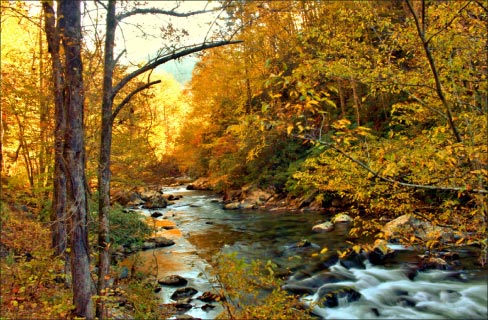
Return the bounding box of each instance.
[338,79,346,119]
[38,11,51,195]
[97,1,116,318]
[351,78,361,126]
[95,2,243,316]
[42,0,70,287]
[60,1,94,318]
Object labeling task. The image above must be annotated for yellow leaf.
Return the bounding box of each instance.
[287,124,293,135]
[320,247,329,254]
[352,245,361,253]
[337,249,348,259]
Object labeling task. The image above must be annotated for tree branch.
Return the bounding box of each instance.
[113,49,126,68]
[95,0,108,11]
[405,0,464,145]
[116,7,217,21]
[111,40,243,100]
[473,0,488,13]
[112,80,161,121]
[294,134,488,194]
[425,1,472,45]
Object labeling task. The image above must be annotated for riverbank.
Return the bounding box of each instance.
[112,184,487,319]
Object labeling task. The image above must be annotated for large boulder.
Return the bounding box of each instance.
[111,189,142,206]
[382,214,455,244]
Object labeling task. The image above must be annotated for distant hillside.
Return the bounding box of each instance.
[160,56,198,84]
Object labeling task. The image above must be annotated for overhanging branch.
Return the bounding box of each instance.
[116,7,218,21]
[293,134,488,194]
[111,40,243,100]
[112,80,161,121]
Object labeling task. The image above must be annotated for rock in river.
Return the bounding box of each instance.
[151,211,163,218]
[153,236,175,247]
[158,275,188,286]
[317,286,361,308]
[223,202,241,210]
[332,213,353,223]
[170,287,198,301]
[312,221,334,232]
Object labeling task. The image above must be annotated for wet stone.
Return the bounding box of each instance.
[151,236,175,247]
[282,284,315,295]
[317,286,362,308]
[397,296,416,307]
[174,303,193,311]
[158,275,188,286]
[171,287,198,300]
[197,291,224,302]
[151,211,163,218]
[340,250,366,270]
[202,304,216,311]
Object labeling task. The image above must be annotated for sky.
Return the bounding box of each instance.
[108,1,226,84]
[29,0,227,84]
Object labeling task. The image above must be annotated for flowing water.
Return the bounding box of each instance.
[128,186,487,319]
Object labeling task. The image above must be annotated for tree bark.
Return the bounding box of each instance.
[96,2,242,317]
[60,1,94,318]
[351,78,361,126]
[338,79,346,119]
[97,1,116,318]
[41,0,70,283]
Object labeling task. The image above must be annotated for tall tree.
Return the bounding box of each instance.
[42,0,93,318]
[95,1,241,317]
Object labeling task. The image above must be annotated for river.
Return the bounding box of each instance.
[126,186,487,319]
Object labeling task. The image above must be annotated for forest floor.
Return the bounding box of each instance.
[0,199,74,318]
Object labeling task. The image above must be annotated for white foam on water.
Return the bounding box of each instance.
[304,262,487,319]
[386,243,414,251]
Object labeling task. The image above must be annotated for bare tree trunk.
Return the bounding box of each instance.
[97,1,116,318]
[60,1,94,318]
[338,79,346,119]
[351,78,361,126]
[42,0,70,287]
[38,11,51,194]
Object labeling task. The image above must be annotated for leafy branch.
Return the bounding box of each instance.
[293,134,488,195]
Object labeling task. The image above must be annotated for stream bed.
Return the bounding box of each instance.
[126,186,487,319]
